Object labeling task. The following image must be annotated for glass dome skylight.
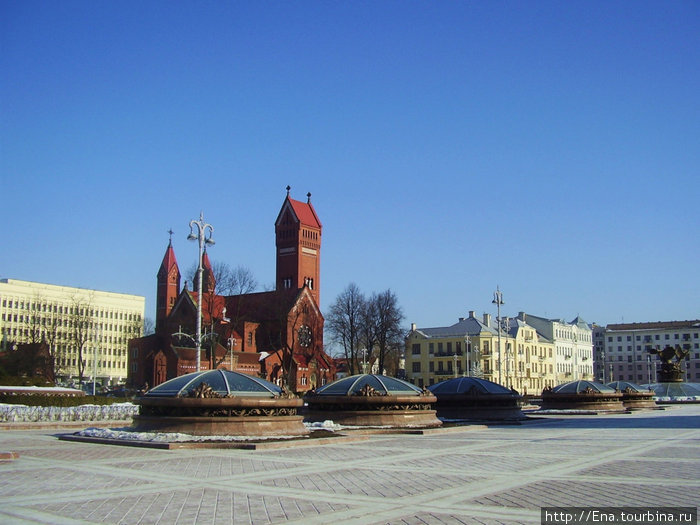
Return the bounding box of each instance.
[313,374,423,396]
[144,369,283,398]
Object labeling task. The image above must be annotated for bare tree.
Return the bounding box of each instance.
[326,283,365,376]
[69,294,94,386]
[41,304,62,383]
[367,289,404,375]
[143,317,155,336]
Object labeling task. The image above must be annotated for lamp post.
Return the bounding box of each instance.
[465,336,470,377]
[187,212,215,372]
[452,352,458,378]
[646,354,652,385]
[92,323,100,396]
[472,345,480,377]
[492,286,505,385]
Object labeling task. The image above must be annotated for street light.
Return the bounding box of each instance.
[492,286,505,385]
[452,352,458,378]
[465,336,470,377]
[188,212,215,372]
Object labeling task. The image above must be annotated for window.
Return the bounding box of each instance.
[412,344,421,355]
[412,362,421,373]
[429,362,434,372]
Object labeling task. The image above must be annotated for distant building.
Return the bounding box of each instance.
[405,311,557,394]
[128,189,335,392]
[0,278,145,386]
[601,320,700,383]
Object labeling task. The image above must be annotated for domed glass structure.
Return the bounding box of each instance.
[606,381,656,410]
[313,374,423,396]
[643,382,700,401]
[606,381,650,393]
[428,377,514,396]
[427,377,524,421]
[145,369,282,398]
[305,374,440,428]
[132,369,306,437]
[541,380,625,412]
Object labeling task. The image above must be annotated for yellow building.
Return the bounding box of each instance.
[405,311,557,395]
[0,278,145,387]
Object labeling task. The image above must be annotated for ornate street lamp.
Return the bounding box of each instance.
[492,286,505,385]
[187,212,215,372]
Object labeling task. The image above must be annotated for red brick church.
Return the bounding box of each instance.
[128,188,335,392]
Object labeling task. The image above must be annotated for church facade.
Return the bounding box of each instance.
[128,189,335,392]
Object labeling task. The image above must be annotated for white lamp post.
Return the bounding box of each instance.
[187,212,215,372]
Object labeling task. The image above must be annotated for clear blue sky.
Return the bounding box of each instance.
[2,1,698,330]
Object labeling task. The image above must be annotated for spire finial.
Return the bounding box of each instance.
[307,192,312,203]
[167,228,174,244]
[286,185,291,196]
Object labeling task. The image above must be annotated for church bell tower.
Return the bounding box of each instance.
[275,186,322,306]
[156,233,181,332]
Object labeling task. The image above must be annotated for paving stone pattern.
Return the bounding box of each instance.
[0,405,698,524]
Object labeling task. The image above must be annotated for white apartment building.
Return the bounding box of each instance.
[0,278,145,386]
[517,313,594,382]
[601,320,700,384]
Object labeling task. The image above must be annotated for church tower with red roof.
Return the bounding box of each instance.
[156,234,181,331]
[275,186,322,306]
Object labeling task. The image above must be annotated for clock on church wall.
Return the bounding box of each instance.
[298,325,312,347]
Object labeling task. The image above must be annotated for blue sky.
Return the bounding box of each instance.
[2,1,699,330]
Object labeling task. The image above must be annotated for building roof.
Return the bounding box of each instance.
[606,320,700,331]
[158,241,179,276]
[276,193,322,229]
[415,316,497,338]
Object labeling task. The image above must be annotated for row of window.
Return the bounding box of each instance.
[608,332,698,342]
[0,298,141,322]
[58,358,126,369]
[608,344,697,352]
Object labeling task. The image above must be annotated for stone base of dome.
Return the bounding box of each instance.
[541,393,626,412]
[620,393,657,410]
[304,408,441,428]
[431,394,525,420]
[436,406,526,421]
[131,414,309,437]
[133,396,307,437]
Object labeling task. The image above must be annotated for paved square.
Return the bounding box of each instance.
[1,405,698,524]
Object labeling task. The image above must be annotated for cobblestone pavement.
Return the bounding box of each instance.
[1,405,698,524]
